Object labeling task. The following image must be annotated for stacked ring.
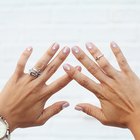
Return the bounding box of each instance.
[29,68,41,78]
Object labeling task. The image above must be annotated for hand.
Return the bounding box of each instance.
[0,43,76,132]
[63,42,140,139]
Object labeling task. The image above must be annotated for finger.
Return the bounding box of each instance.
[40,66,81,100]
[34,101,69,126]
[63,64,104,98]
[110,42,132,74]
[71,46,109,82]
[14,47,33,77]
[38,46,70,83]
[75,103,107,124]
[28,43,59,80]
[34,43,59,72]
[86,42,118,78]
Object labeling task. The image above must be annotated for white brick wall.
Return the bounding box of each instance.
[0,0,139,139]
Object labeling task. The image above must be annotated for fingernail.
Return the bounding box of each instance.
[75,66,82,71]
[72,46,80,54]
[26,47,32,51]
[63,64,71,71]
[75,106,83,111]
[62,102,70,109]
[86,42,94,50]
[63,47,70,54]
[52,43,59,50]
[111,41,118,48]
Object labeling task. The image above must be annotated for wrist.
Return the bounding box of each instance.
[128,117,140,140]
[0,105,16,133]
[0,114,15,133]
[0,116,10,139]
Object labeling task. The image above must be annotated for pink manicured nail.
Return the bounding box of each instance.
[26,47,32,51]
[86,42,94,50]
[111,41,118,48]
[63,47,70,54]
[75,66,82,71]
[72,46,79,54]
[63,64,71,71]
[52,43,59,50]
[75,106,83,111]
[62,102,70,109]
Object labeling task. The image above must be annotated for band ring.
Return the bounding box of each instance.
[29,68,41,78]
[95,54,104,61]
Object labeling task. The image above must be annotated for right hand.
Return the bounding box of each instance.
[63,42,140,140]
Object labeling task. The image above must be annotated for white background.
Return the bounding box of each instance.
[0,0,140,139]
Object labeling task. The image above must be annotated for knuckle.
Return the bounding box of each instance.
[114,49,121,56]
[91,48,98,56]
[96,93,104,100]
[119,58,127,66]
[46,64,56,74]
[47,50,54,57]
[17,62,24,69]
[56,82,65,89]
[45,90,54,98]
[38,60,45,67]
[58,53,66,61]
[79,79,89,88]
[101,62,110,70]
[77,53,85,61]
[87,65,99,75]
[22,51,29,57]
[85,107,92,115]
[54,107,61,114]
[70,69,78,78]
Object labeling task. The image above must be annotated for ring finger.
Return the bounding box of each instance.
[28,43,59,80]
[86,42,118,78]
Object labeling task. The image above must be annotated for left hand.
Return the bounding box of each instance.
[0,44,77,132]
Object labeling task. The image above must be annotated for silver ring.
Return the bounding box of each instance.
[95,54,104,61]
[29,68,41,78]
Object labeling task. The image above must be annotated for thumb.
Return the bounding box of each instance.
[75,103,107,125]
[34,101,69,126]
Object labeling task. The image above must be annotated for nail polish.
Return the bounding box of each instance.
[63,64,71,71]
[63,47,70,54]
[62,102,70,109]
[86,42,94,50]
[75,106,83,111]
[72,46,79,54]
[75,66,82,71]
[111,41,118,48]
[26,47,32,51]
[52,43,59,50]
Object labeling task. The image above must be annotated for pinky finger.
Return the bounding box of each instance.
[34,101,69,126]
[14,47,33,77]
[110,42,132,74]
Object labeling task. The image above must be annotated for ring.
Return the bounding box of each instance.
[95,54,104,61]
[29,68,41,78]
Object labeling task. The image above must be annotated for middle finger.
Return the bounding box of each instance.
[38,46,70,84]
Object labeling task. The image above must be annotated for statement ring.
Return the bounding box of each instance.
[29,68,41,78]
